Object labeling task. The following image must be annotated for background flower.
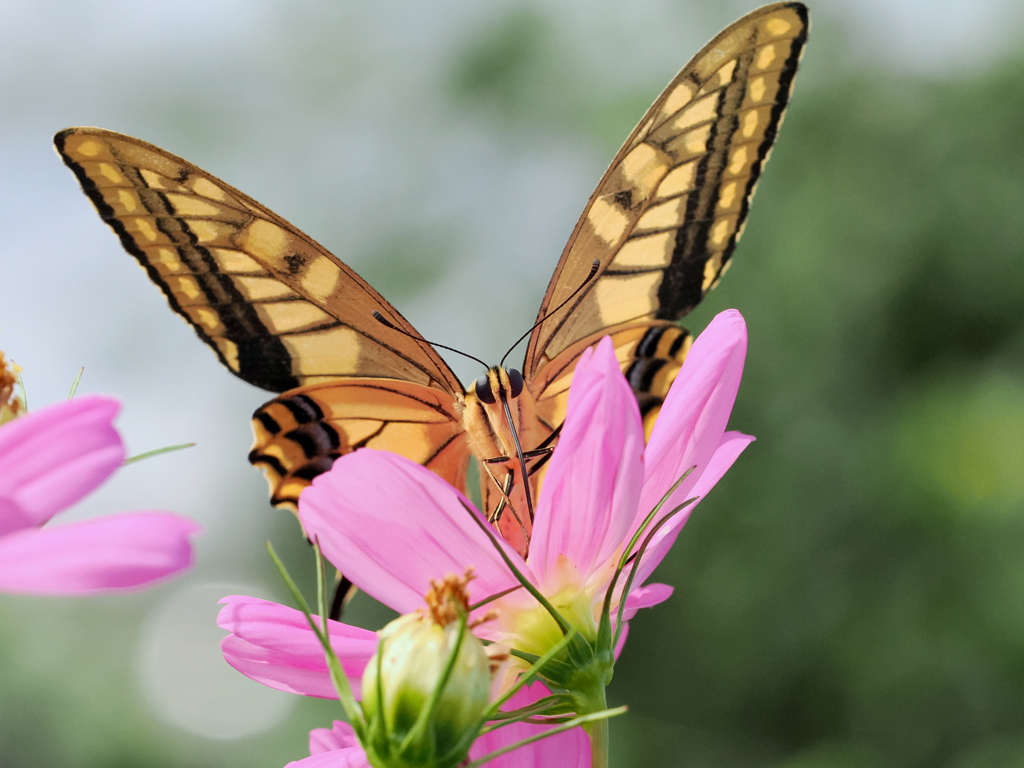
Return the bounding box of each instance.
[0,395,200,594]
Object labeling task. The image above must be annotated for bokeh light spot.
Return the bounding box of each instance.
[135,582,295,740]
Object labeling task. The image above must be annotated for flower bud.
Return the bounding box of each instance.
[361,573,492,768]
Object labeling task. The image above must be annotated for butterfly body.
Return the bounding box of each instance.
[56,3,808,552]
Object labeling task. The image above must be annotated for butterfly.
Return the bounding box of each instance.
[55,2,807,558]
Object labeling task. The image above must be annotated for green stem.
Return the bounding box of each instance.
[575,683,610,768]
[122,442,195,465]
[585,716,609,768]
[465,707,625,768]
[67,367,84,399]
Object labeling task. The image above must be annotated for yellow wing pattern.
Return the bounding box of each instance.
[527,2,807,423]
[54,129,462,397]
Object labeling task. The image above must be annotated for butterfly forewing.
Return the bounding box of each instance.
[525,2,807,378]
[55,128,462,396]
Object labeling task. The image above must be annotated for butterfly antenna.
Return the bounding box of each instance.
[372,312,488,370]
[499,259,600,368]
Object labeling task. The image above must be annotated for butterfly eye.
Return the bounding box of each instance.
[475,374,496,405]
[507,368,524,399]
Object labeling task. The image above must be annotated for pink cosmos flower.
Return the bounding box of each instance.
[218,310,748,764]
[296,309,752,663]
[290,682,590,768]
[0,394,200,594]
[219,599,590,766]
[219,308,749,694]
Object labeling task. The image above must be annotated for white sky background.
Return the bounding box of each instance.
[0,0,1021,757]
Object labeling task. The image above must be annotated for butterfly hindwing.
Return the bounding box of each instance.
[54,128,462,397]
[529,321,692,442]
[250,379,469,510]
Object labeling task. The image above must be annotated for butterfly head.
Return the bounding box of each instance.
[465,366,531,450]
[461,365,539,469]
[473,367,524,406]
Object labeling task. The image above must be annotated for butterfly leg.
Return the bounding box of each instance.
[522,445,553,473]
[482,459,529,538]
[484,439,552,522]
[329,573,357,621]
[485,464,515,524]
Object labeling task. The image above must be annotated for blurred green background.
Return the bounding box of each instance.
[1,1,1023,766]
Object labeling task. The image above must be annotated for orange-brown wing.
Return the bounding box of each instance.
[530,321,692,441]
[481,321,691,545]
[524,3,808,385]
[250,379,469,510]
[54,128,462,396]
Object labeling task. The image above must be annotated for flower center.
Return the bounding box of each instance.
[495,555,599,662]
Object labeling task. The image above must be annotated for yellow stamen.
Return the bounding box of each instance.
[424,568,476,627]
[0,351,24,425]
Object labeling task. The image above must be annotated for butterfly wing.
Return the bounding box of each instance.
[56,128,469,509]
[524,3,808,415]
[54,128,463,397]
[530,321,692,438]
[250,379,470,510]
[57,1,807,518]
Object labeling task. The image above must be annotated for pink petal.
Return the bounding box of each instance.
[0,496,34,537]
[310,721,359,755]
[287,748,370,768]
[639,310,748,526]
[469,681,591,768]
[0,512,199,595]
[614,622,629,659]
[634,431,754,586]
[0,395,124,535]
[299,449,524,616]
[218,596,377,699]
[621,582,674,619]
[530,337,645,581]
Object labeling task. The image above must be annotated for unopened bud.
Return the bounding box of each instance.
[362,572,492,768]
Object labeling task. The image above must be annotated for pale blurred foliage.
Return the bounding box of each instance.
[1,1,1023,766]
